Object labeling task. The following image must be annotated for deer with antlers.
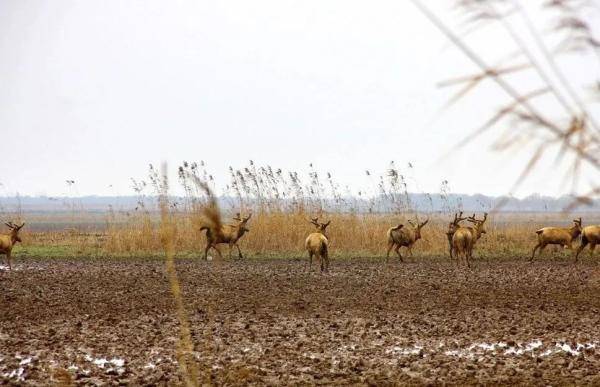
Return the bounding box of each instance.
[447,212,467,259]
[305,217,331,273]
[200,213,251,260]
[386,218,429,261]
[452,213,488,267]
[0,222,25,270]
[531,218,582,262]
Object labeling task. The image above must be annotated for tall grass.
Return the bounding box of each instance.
[10,161,595,261]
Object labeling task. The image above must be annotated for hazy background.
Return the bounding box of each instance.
[1,1,598,198]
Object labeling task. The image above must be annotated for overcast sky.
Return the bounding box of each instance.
[0,1,598,198]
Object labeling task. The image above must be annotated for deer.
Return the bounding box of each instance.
[575,224,600,261]
[386,218,429,261]
[531,218,582,262]
[446,212,467,259]
[200,213,251,260]
[452,213,488,267]
[305,217,331,273]
[0,222,25,270]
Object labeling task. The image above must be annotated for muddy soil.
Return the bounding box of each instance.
[2,257,600,385]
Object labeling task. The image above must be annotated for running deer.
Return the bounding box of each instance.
[531,218,582,262]
[576,224,600,261]
[386,218,429,261]
[452,213,488,267]
[200,213,251,260]
[0,222,25,270]
[305,217,331,272]
[447,212,467,259]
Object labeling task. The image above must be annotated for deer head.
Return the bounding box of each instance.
[5,222,25,243]
[236,213,252,233]
[408,217,429,240]
[448,212,466,234]
[467,212,488,235]
[309,217,331,234]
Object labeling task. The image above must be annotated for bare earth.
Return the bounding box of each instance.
[2,257,600,385]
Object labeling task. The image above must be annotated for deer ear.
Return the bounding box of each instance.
[322,220,331,229]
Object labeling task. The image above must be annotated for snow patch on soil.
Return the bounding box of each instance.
[387,340,599,359]
[84,354,126,374]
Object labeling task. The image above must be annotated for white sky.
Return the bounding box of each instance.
[0,1,598,198]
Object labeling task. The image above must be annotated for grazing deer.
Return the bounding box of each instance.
[0,222,25,270]
[447,212,467,259]
[305,217,331,272]
[452,213,488,267]
[531,218,582,262]
[576,225,600,261]
[200,213,251,260]
[386,218,429,261]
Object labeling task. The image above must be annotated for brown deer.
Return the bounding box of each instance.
[386,218,429,261]
[200,213,251,260]
[452,213,488,267]
[576,225,600,261]
[0,222,25,270]
[305,217,331,272]
[447,212,467,259]
[531,218,582,262]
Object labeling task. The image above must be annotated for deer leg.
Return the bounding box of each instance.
[386,241,394,261]
[228,242,234,259]
[590,243,596,259]
[234,243,244,259]
[394,245,403,262]
[576,236,589,262]
[531,243,541,262]
[204,243,212,260]
[213,245,223,260]
[6,251,11,270]
[323,251,329,273]
[307,252,313,272]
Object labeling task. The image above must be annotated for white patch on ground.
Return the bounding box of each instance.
[3,367,25,381]
[389,339,599,359]
[84,354,126,374]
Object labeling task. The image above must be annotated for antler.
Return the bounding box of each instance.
[232,212,242,221]
[4,222,15,229]
[452,211,466,225]
[309,217,320,226]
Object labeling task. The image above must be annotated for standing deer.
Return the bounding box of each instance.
[452,213,488,267]
[447,212,467,259]
[0,222,25,270]
[305,217,331,273]
[200,213,251,260]
[531,218,582,262]
[575,224,600,261]
[386,218,429,261]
